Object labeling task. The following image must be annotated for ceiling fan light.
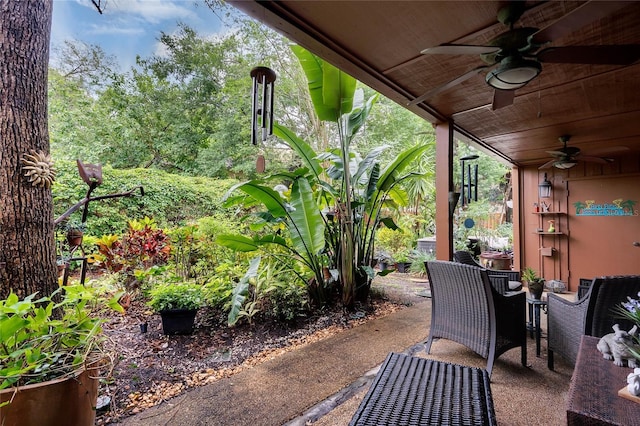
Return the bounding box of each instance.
[554,160,577,169]
[486,56,542,90]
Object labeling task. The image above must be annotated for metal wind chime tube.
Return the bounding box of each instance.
[460,155,479,206]
[250,66,276,146]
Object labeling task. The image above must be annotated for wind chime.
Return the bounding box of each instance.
[460,154,479,206]
[250,66,276,173]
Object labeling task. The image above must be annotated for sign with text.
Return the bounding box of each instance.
[573,199,638,216]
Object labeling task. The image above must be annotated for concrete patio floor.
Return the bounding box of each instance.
[121,275,575,426]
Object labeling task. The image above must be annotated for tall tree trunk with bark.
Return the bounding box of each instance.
[0,0,57,299]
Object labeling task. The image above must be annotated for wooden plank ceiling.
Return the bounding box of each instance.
[230,0,640,168]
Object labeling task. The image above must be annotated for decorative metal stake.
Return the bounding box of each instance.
[250,66,276,146]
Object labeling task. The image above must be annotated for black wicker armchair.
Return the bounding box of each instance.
[424,260,527,376]
[453,250,522,294]
[547,275,640,370]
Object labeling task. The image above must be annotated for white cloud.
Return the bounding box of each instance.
[104,0,198,24]
[86,23,145,36]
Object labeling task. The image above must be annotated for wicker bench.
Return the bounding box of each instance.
[349,352,497,426]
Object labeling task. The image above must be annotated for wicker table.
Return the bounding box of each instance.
[567,335,640,425]
[349,352,496,426]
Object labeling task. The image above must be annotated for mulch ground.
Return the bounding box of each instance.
[96,273,427,424]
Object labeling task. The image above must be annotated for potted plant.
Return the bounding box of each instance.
[64,218,86,247]
[148,283,203,335]
[0,285,123,426]
[522,266,545,299]
[394,249,413,273]
[375,251,394,272]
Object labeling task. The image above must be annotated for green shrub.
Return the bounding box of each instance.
[264,279,309,323]
[375,227,416,261]
[148,283,204,312]
[52,160,238,236]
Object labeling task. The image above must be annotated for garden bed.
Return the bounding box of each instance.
[96,276,419,424]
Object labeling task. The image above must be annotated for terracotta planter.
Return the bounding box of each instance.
[66,230,83,247]
[160,309,197,335]
[0,368,98,426]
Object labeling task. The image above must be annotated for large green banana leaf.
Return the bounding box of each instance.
[229,181,288,219]
[377,144,429,192]
[291,45,356,121]
[344,90,378,142]
[273,123,322,178]
[228,256,261,326]
[289,177,325,259]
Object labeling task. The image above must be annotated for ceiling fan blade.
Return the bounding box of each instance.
[421,44,499,55]
[578,155,611,164]
[530,1,630,46]
[537,45,640,65]
[491,89,514,110]
[587,146,630,155]
[539,159,557,169]
[546,150,568,157]
[408,66,488,106]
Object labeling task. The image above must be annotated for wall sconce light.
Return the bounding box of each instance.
[250,66,276,146]
[538,173,552,198]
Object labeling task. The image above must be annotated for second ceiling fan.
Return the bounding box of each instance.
[538,135,625,169]
[410,1,640,110]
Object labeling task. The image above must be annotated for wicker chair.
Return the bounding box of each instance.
[453,250,522,294]
[424,260,527,376]
[547,275,640,370]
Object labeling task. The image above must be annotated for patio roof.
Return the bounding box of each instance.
[230,1,640,167]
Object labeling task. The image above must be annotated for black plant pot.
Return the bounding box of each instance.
[395,262,412,273]
[528,282,544,300]
[159,309,197,335]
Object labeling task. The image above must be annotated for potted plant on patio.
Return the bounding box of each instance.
[0,285,123,426]
[522,266,545,299]
[149,283,203,335]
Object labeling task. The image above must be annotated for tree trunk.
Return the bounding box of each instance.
[0,0,57,299]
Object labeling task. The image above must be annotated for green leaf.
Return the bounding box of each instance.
[345,90,378,141]
[107,292,126,314]
[273,123,322,178]
[236,181,288,219]
[228,256,261,326]
[216,234,260,252]
[289,178,325,259]
[0,315,28,341]
[290,45,356,121]
[377,144,429,192]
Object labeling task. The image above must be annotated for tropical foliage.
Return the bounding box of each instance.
[0,285,123,390]
[217,47,428,308]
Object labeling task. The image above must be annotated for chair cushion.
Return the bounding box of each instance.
[509,281,523,291]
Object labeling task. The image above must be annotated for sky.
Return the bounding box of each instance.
[51,0,229,71]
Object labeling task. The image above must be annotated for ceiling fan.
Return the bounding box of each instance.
[410,1,640,110]
[539,135,617,169]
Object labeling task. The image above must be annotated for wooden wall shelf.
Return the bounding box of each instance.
[532,211,565,215]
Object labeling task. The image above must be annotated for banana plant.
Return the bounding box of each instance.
[290,46,428,307]
[217,174,333,306]
[219,46,428,308]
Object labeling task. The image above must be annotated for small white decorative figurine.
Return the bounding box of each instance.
[627,368,640,396]
[597,324,640,368]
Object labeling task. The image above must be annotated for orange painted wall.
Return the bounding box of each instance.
[518,152,640,292]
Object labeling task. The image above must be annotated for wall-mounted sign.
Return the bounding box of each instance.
[574,199,638,216]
